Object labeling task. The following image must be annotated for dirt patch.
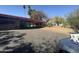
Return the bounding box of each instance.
[42,26,74,35]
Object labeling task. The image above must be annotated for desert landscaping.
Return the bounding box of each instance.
[0,5,79,53]
[0,26,74,53]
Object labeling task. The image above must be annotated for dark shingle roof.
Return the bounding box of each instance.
[0,14,45,23]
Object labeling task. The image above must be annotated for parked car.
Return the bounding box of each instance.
[59,33,79,53]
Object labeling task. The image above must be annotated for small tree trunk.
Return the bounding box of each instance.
[74,27,78,33]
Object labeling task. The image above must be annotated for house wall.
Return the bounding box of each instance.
[0,15,45,30]
[0,17,20,30]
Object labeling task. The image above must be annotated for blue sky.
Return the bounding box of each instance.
[0,5,79,18]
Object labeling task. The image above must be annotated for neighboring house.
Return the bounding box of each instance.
[0,14,45,30]
[51,21,63,26]
[52,23,58,26]
[48,19,64,27]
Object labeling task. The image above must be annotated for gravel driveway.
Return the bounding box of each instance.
[0,28,69,53]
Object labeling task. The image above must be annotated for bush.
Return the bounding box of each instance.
[67,8,79,32]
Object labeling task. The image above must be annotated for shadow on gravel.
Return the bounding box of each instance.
[4,43,35,53]
[0,31,35,53]
[0,30,67,53]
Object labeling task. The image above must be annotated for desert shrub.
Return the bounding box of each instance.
[67,8,79,32]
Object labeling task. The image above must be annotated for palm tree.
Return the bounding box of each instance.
[28,5,32,16]
[23,5,26,16]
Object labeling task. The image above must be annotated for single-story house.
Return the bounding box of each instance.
[0,14,45,30]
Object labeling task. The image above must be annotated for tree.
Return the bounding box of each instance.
[28,5,33,18]
[52,16,65,26]
[23,5,26,16]
[32,11,47,21]
[67,8,79,32]
[28,5,48,21]
[47,19,53,27]
[46,17,65,27]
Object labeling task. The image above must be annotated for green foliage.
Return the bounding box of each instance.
[62,20,70,27]
[28,6,47,21]
[67,8,79,32]
[47,20,53,27]
[53,16,65,26]
[46,16,65,27]
[28,5,33,17]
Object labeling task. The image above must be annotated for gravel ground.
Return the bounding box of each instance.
[0,27,71,53]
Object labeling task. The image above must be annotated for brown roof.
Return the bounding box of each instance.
[0,14,45,23]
